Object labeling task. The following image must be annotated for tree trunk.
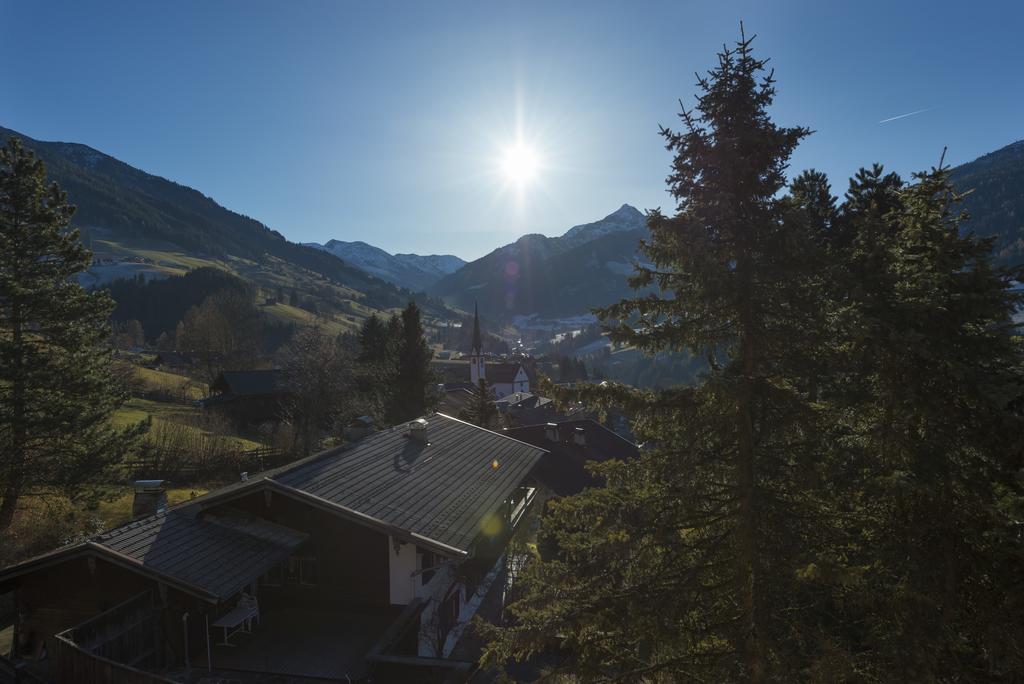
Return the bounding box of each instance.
[0,300,25,534]
[736,264,765,683]
[0,480,22,532]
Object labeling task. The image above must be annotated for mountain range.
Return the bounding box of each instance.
[428,204,649,317]
[949,139,1024,265]
[425,142,1024,320]
[3,124,1023,327]
[0,125,433,325]
[303,240,465,292]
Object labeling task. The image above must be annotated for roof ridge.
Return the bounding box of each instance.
[434,412,549,453]
[508,418,637,447]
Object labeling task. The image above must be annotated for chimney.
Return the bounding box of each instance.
[544,423,559,443]
[409,418,429,443]
[573,427,586,446]
[344,415,376,442]
[132,480,167,519]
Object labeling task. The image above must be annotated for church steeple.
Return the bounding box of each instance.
[472,302,483,355]
[470,302,486,385]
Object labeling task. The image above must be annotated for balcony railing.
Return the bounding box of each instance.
[509,486,537,528]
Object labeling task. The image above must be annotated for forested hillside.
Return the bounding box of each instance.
[430,206,649,317]
[951,139,1024,265]
[0,126,431,316]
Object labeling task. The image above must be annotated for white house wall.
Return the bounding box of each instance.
[388,537,418,605]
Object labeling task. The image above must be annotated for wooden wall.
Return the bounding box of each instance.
[12,556,151,663]
[231,491,391,607]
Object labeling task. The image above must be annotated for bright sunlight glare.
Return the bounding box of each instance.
[500,143,541,185]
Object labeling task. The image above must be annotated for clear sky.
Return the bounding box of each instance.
[1,1,1021,260]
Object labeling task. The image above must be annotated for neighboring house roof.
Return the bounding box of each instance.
[0,415,544,598]
[494,392,551,411]
[273,413,545,555]
[437,387,478,417]
[505,419,639,497]
[211,369,290,396]
[0,507,306,602]
[487,363,526,384]
[96,508,307,600]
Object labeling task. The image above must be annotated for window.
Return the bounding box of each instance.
[438,586,461,636]
[287,556,319,586]
[419,551,436,585]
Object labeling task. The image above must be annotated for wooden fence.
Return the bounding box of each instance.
[53,591,173,684]
[122,446,286,482]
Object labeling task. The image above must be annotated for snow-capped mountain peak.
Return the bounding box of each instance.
[304,240,466,292]
[561,204,646,246]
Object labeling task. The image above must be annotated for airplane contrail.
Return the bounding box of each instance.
[878,107,935,124]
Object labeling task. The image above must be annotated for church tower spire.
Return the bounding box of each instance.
[470,302,486,385]
[472,302,483,355]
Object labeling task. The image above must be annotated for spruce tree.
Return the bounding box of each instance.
[357,314,389,364]
[826,160,1024,678]
[0,138,146,532]
[460,377,498,428]
[482,31,829,681]
[389,301,435,423]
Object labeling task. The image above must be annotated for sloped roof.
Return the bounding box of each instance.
[0,415,544,596]
[505,419,638,496]
[212,369,291,396]
[495,392,551,410]
[0,507,307,602]
[437,387,478,417]
[95,508,307,600]
[273,413,545,554]
[487,363,526,384]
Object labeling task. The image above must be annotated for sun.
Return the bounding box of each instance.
[500,143,540,185]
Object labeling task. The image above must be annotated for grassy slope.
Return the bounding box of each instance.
[89,236,446,340]
[113,398,263,451]
[134,366,206,400]
[94,486,209,528]
[116,367,263,450]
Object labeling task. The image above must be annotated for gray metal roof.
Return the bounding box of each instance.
[273,413,545,554]
[0,414,542,598]
[486,363,526,384]
[506,419,639,497]
[94,508,307,600]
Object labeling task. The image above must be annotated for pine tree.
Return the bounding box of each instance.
[388,301,435,423]
[0,138,146,532]
[282,325,354,455]
[459,378,498,428]
[353,314,396,425]
[482,30,828,681]
[357,314,390,364]
[825,160,1024,678]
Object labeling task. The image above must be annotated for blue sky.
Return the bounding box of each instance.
[1,1,1021,260]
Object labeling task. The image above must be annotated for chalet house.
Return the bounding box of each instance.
[506,418,638,497]
[482,363,530,398]
[494,392,554,427]
[0,414,545,683]
[200,369,293,424]
[437,385,479,418]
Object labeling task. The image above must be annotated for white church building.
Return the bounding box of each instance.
[469,304,529,398]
